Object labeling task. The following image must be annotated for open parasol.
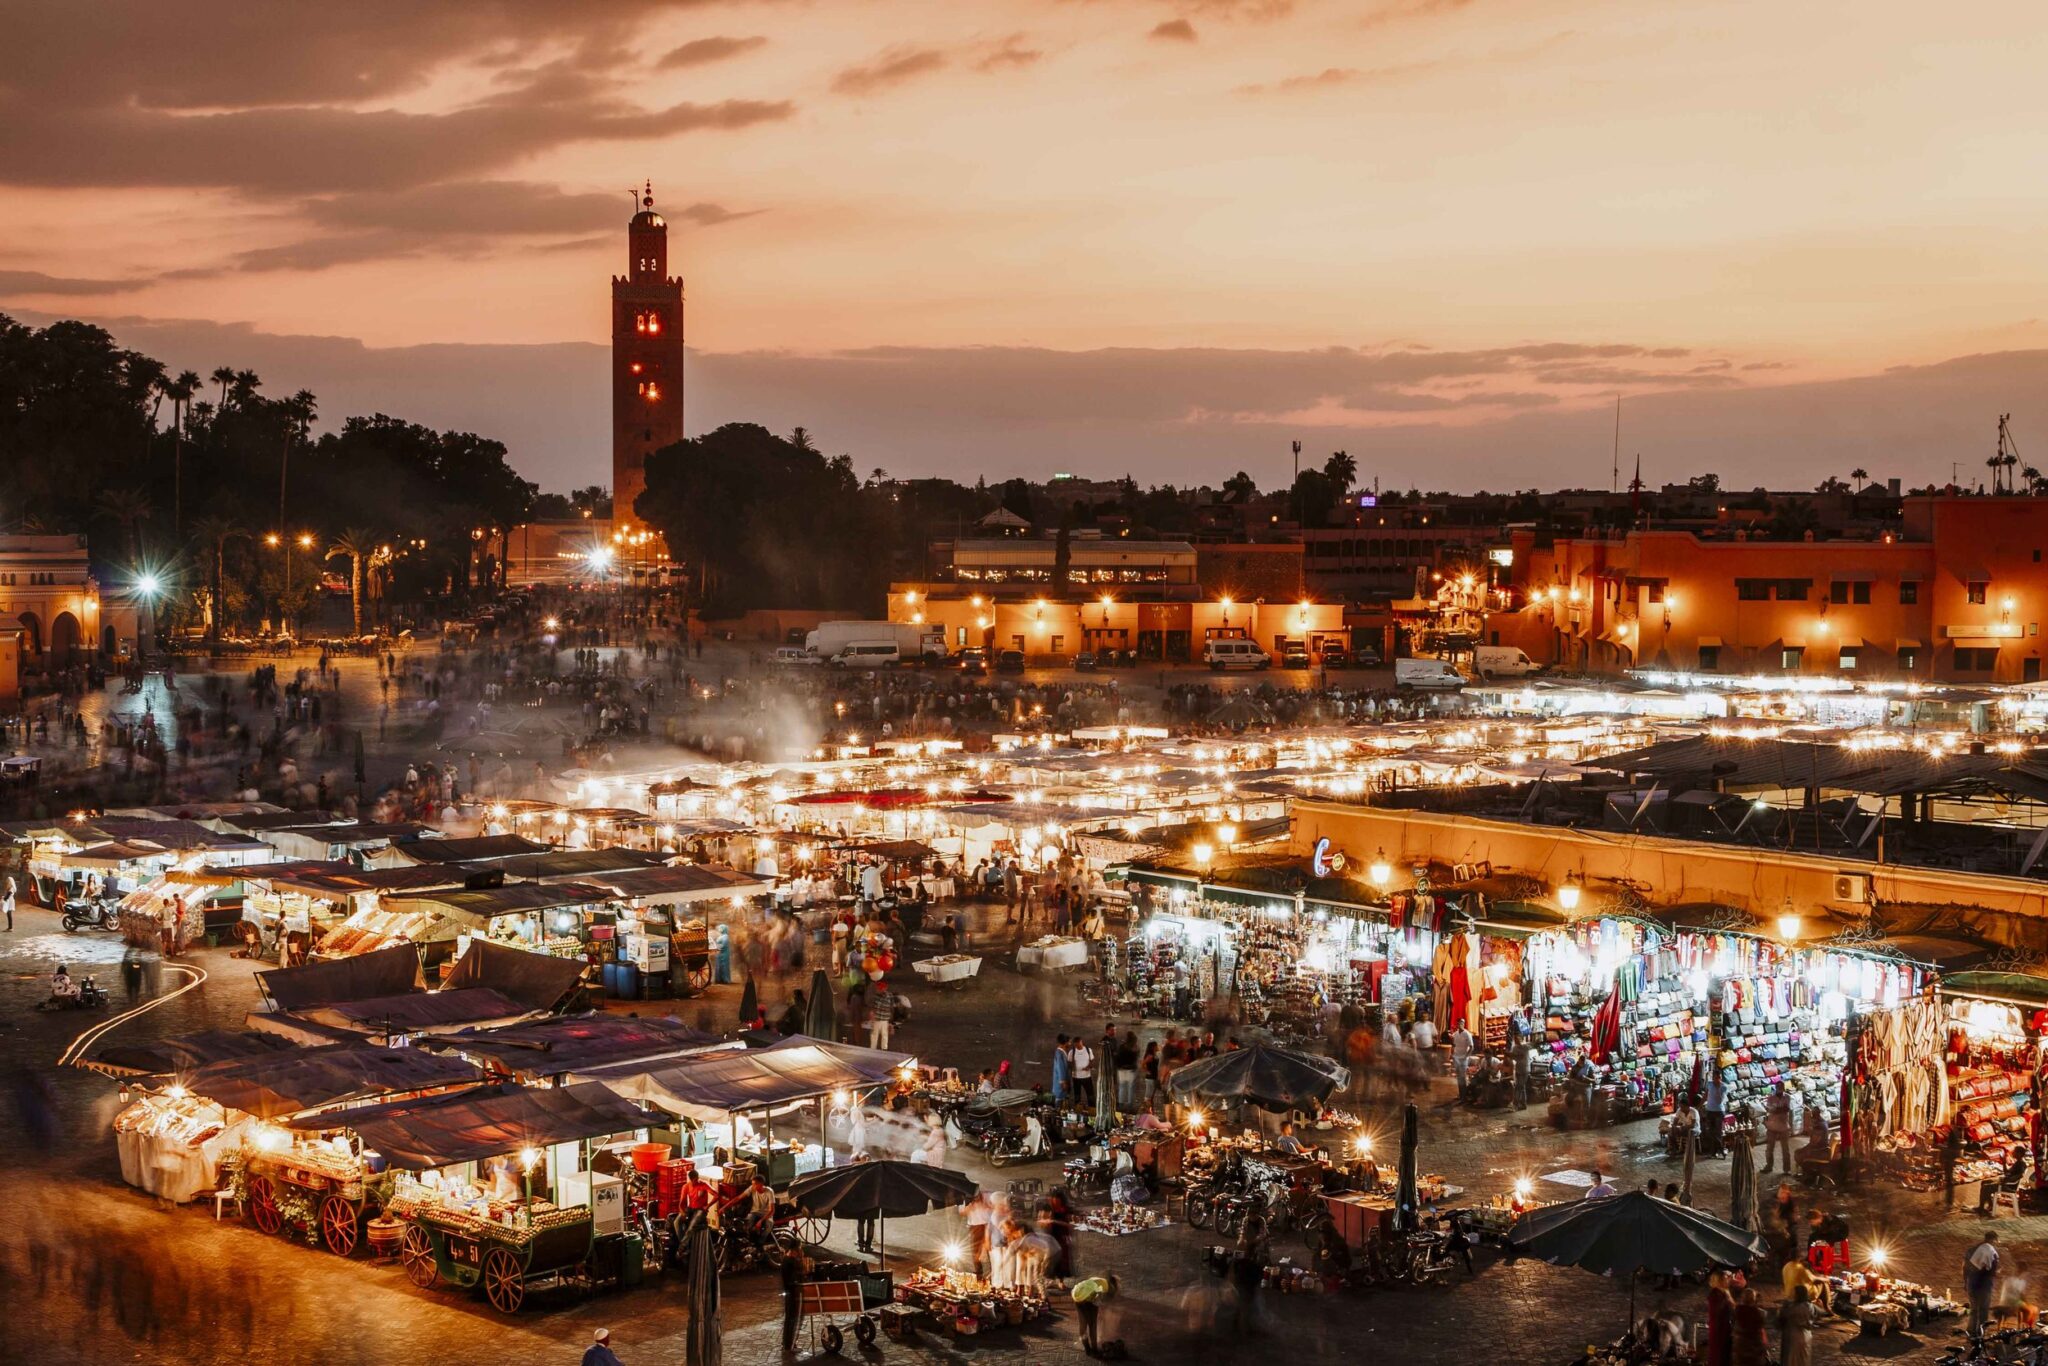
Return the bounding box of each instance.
[1394,1101,1420,1233]
[1508,1190,1768,1324]
[1164,1043,1347,1113]
[1728,1138,1759,1233]
[788,1160,977,1268]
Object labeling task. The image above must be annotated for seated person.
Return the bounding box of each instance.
[1311,1220,1352,1277]
[1794,1109,1833,1174]
[1273,1121,1306,1155]
[50,965,79,1000]
[1980,1148,2029,1215]
[1667,1100,1700,1155]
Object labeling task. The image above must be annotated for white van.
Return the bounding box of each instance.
[833,642,901,668]
[1395,657,1467,690]
[1474,645,1542,679]
[1203,638,1271,671]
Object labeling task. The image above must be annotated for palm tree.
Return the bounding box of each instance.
[1325,449,1358,493]
[325,528,378,636]
[1850,467,1868,493]
[166,370,201,535]
[96,487,152,563]
[1222,471,1259,503]
[188,515,246,642]
[230,369,263,408]
[790,426,818,454]
[210,365,235,412]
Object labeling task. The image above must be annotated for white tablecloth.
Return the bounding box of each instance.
[916,877,958,902]
[1018,937,1089,970]
[913,954,982,983]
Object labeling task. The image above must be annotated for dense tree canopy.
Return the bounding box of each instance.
[0,313,537,633]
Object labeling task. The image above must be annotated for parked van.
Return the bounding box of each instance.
[1279,639,1312,669]
[1204,638,1271,671]
[1473,645,1542,679]
[833,642,901,668]
[1395,657,1467,690]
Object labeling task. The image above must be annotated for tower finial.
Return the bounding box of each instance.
[643,179,654,210]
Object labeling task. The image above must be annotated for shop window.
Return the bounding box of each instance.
[1698,645,1721,671]
[1955,647,1998,671]
[1830,581,1870,604]
[1777,579,1812,601]
[1049,636,1064,651]
[1838,648,1859,671]
[1899,580,1919,605]
[1899,647,1919,671]
[1968,581,1989,605]
[2027,657,2043,683]
[1780,646,1804,670]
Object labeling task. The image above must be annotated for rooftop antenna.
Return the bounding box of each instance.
[1990,413,2020,495]
[1611,396,1621,493]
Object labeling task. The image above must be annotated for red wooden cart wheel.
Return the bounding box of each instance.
[400,1225,438,1288]
[247,1176,282,1236]
[686,964,712,992]
[320,1194,360,1256]
[482,1247,525,1314]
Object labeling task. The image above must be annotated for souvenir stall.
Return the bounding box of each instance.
[1858,992,2027,1196]
[1520,917,1933,1131]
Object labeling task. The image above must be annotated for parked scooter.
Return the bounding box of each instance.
[62,897,121,933]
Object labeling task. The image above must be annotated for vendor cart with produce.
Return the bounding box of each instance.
[239,1138,383,1255]
[388,1182,598,1313]
[281,1080,666,1314]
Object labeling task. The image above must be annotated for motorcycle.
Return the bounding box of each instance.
[984,1111,1053,1167]
[62,898,121,933]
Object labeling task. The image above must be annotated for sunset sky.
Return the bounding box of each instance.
[7,1,2048,493]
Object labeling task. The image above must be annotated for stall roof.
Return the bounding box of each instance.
[285,987,537,1035]
[258,942,422,1011]
[256,863,465,898]
[87,1028,298,1077]
[143,1042,485,1120]
[439,939,587,1012]
[382,834,552,865]
[286,1081,658,1169]
[379,881,614,924]
[758,1033,913,1082]
[575,1038,908,1122]
[1584,736,2048,802]
[1942,968,2048,1007]
[477,848,668,881]
[418,1013,723,1077]
[580,864,768,904]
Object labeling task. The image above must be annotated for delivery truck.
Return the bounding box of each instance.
[804,620,946,665]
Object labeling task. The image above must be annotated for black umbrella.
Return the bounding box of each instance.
[1728,1139,1759,1233]
[805,968,837,1042]
[1508,1190,1769,1325]
[1394,1102,1420,1233]
[683,1213,721,1366]
[1164,1043,1347,1113]
[788,1160,978,1268]
[738,975,758,1028]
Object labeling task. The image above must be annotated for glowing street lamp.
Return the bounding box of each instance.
[1558,874,1582,911]
[1368,847,1392,888]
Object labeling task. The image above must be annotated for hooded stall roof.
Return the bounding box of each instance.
[575,1038,907,1123]
[257,942,421,1011]
[369,834,551,868]
[286,1081,659,1170]
[440,937,587,1012]
[757,1033,913,1082]
[141,1043,485,1120]
[257,988,538,1043]
[582,863,771,906]
[87,1028,299,1077]
[418,1013,725,1079]
[377,880,614,929]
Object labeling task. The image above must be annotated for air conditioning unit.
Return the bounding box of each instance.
[1831,873,1871,905]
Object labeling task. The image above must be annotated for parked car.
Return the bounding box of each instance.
[1073,652,1098,671]
[770,646,819,667]
[1319,646,1352,669]
[1280,641,1311,669]
[957,647,987,674]
[996,649,1026,674]
[1354,643,1384,666]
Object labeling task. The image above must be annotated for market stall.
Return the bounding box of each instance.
[285,1081,663,1312]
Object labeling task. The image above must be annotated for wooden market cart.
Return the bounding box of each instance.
[242,1144,382,1256]
[389,1196,599,1314]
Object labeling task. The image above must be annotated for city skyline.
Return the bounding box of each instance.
[7,1,2048,491]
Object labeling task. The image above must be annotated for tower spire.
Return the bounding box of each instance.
[643,179,654,210]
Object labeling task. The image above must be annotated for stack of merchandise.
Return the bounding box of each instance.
[1716,990,1845,1126]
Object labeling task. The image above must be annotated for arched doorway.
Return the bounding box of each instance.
[16,611,40,657]
[103,625,117,656]
[49,611,80,665]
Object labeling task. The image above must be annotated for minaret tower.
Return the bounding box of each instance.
[611,181,685,536]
